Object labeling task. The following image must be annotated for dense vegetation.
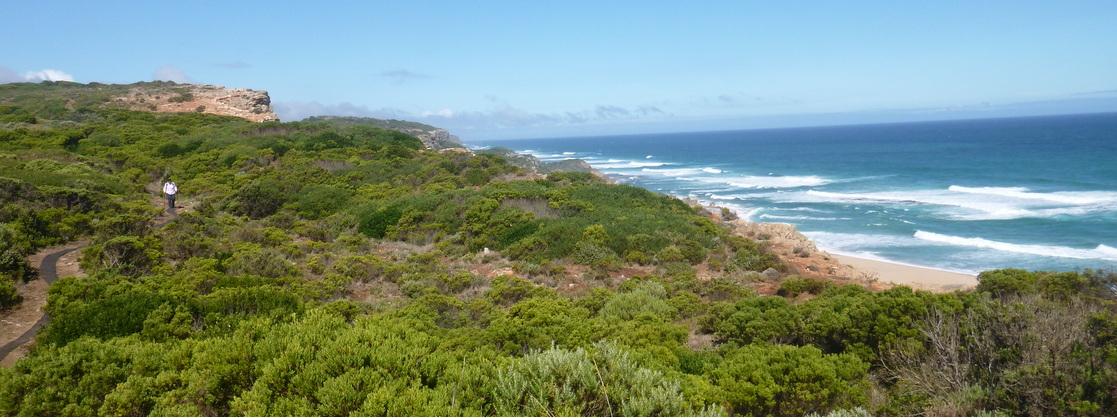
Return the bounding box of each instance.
[2,81,1117,416]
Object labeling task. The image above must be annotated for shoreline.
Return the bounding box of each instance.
[700,197,980,292]
[831,252,978,292]
[501,148,982,292]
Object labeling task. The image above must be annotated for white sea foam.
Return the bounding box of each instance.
[718,204,761,221]
[779,187,1117,220]
[645,155,654,159]
[800,231,981,274]
[685,197,760,221]
[757,214,848,221]
[707,193,752,200]
[686,175,833,189]
[801,231,932,249]
[596,161,669,169]
[913,230,1117,261]
[784,206,829,213]
[814,246,981,275]
[948,185,1117,205]
[562,151,576,155]
[701,167,723,174]
[642,167,703,176]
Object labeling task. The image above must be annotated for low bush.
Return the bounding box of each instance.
[707,344,869,416]
[493,342,717,416]
[0,273,21,309]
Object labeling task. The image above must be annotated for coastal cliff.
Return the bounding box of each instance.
[111,82,278,122]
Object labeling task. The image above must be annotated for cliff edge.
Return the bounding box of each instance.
[112,82,278,122]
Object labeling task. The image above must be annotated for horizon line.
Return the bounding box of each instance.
[469,110,1117,143]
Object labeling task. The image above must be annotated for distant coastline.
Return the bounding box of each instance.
[474,113,1117,276]
[488,144,980,291]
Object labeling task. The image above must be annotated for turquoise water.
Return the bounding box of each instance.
[470,113,1117,274]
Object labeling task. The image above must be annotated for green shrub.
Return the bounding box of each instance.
[677,239,708,264]
[485,275,551,306]
[657,245,687,263]
[229,178,288,219]
[195,286,302,322]
[707,344,869,416]
[294,184,350,219]
[623,249,651,264]
[167,91,194,103]
[140,303,193,341]
[709,296,801,345]
[82,235,160,276]
[0,230,35,282]
[733,249,781,272]
[778,276,832,297]
[599,281,676,321]
[0,273,21,309]
[93,213,151,240]
[43,279,169,345]
[572,241,621,269]
[976,268,1037,296]
[357,204,402,238]
[487,297,591,353]
[224,245,297,278]
[156,138,202,157]
[493,342,718,416]
[330,255,388,283]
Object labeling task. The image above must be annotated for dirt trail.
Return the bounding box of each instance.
[148,181,194,225]
[1,185,188,366]
[0,242,86,366]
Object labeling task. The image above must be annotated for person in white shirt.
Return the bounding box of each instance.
[162,178,178,212]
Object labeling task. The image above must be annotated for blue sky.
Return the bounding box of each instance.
[3,1,1117,139]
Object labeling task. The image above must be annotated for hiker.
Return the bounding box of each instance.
[162,178,178,212]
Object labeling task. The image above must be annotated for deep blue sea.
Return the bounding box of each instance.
[470,113,1117,274]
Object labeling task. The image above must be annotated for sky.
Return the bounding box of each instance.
[2,1,1117,140]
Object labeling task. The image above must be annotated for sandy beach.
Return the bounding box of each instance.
[833,253,978,292]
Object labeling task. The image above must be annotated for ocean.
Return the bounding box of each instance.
[469,113,1117,274]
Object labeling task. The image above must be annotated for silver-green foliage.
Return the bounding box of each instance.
[494,341,722,416]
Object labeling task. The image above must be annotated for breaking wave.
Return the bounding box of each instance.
[688,175,833,189]
[786,187,1117,220]
[913,230,1117,261]
[757,214,849,221]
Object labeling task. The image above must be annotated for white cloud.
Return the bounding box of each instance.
[0,66,75,83]
[420,108,455,118]
[23,69,74,82]
[153,65,191,83]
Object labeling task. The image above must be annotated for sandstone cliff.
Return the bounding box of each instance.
[112,83,278,122]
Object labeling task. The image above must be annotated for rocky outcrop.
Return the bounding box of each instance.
[729,219,861,280]
[112,83,278,122]
[406,127,463,150]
